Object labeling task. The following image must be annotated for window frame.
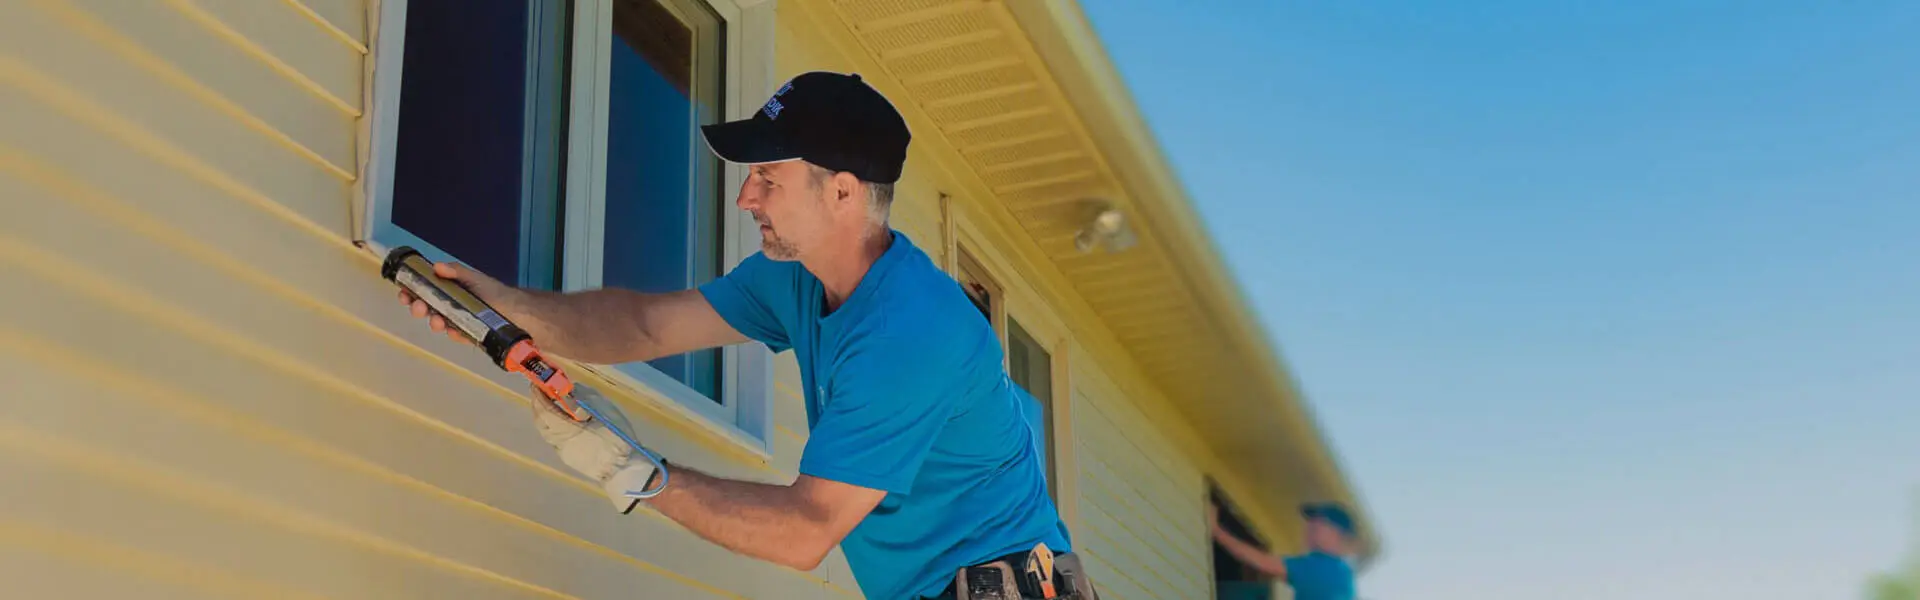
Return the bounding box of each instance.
[361,0,779,454]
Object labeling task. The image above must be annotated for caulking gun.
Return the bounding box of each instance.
[380,245,669,498]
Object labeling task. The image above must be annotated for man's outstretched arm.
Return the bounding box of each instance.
[642,468,885,571]
[400,262,747,364]
[1209,504,1291,579]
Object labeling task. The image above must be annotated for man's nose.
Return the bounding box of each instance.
[736,179,760,211]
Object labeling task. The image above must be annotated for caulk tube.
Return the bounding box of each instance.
[379,246,532,369]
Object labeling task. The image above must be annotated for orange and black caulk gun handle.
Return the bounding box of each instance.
[380,246,671,499]
[380,246,588,421]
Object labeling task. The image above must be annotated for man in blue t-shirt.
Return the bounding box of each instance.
[1209,501,1359,600]
[400,71,1090,600]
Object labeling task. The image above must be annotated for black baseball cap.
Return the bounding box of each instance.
[1300,502,1359,537]
[699,71,911,184]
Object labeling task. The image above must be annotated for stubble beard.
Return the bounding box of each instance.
[762,235,799,260]
[756,213,800,260]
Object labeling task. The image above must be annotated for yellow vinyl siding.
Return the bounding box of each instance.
[0,1,354,237]
[1068,359,1214,600]
[0,0,857,597]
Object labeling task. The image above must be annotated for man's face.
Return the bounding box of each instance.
[1304,518,1350,553]
[738,161,832,260]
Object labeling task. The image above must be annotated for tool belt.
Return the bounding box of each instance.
[942,544,1101,600]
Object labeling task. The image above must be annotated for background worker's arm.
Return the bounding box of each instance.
[641,468,884,571]
[1209,503,1291,579]
[400,262,747,363]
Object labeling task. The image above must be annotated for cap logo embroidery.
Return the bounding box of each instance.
[762,80,795,120]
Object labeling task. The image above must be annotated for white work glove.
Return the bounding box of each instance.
[526,384,657,513]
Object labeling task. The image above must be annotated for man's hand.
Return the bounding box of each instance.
[524,384,656,513]
[521,383,877,570]
[396,261,538,347]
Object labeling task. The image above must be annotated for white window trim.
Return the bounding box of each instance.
[361,0,780,455]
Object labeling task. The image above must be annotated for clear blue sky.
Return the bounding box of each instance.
[1082,2,1919,599]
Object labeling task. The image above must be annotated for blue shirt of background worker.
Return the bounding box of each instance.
[1210,501,1361,600]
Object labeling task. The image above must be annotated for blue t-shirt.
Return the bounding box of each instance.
[1284,552,1356,600]
[698,230,1071,600]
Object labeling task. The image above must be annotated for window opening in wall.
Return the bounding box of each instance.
[602,0,728,399]
[1210,485,1273,599]
[369,0,774,445]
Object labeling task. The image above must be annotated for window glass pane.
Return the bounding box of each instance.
[1008,319,1054,485]
[390,0,564,288]
[603,0,727,399]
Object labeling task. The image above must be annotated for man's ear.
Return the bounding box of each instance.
[832,170,862,206]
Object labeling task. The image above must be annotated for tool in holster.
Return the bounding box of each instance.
[1022,543,1058,599]
[380,245,670,498]
[954,543,1097,600]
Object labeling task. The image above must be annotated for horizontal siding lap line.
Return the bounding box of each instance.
[279,0,368,54]
[1076,407,1205,529]
[1075,471,1208,576]
[1077,392,1198,505]
[1081,499,1197,598]
[1074,380,1192,487]
[1074,509,1182,600]
[1078,495,1207,598]
[1087,385,1212,492]
[0,420,585,600]
[1074,372,1194,483]
[1075,430,1199,530]
[1076,464,1209,580]
[0,57,350,249]
[157,0,360,116]
[29,0,356,181]
[0,519,331,600]
[0,155,859,598]
[0,329,746,600]
[1074,440,1207,561]
[1078,550,1141,600]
